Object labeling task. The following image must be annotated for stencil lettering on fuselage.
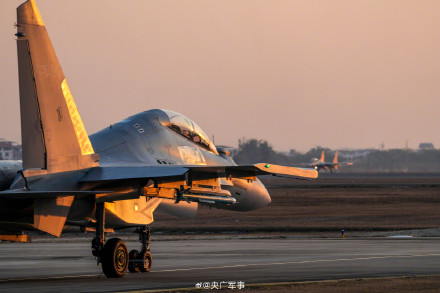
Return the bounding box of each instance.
[178,146,206,165]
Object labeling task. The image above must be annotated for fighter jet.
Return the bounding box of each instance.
[0,0,317,278]
[305,150,353,172]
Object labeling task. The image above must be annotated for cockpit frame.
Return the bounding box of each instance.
[160,110,219,155]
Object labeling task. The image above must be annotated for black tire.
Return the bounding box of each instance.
[139,251,152,272]
[128,250,140,273]
[101,238,128,278]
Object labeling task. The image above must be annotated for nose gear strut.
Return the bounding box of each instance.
[128,226,152,273]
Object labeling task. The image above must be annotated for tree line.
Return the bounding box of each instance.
[233,138,440,172]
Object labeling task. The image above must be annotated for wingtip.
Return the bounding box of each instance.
[17,0,45,26]
[254,163,319,179]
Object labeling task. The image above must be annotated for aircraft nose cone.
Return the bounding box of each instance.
[238,179,271,211]
[224,178,272,211]
[251,179,271,207]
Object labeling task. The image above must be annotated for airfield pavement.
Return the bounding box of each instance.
[0,172,439,292]
[0,238,439,292]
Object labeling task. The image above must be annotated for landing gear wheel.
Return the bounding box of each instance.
[101,238,128,278]
[128,250,140,273]
[139,251,152,272]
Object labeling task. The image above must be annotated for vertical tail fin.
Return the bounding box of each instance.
[333,151,338,164]
[16,0,98,173]
[320,150,325,162]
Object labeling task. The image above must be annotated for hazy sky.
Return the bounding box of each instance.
[1,0,439,152]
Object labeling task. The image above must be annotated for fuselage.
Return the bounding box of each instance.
[89,109,271,211]
[0,109,271,232]
[306,160,337,171]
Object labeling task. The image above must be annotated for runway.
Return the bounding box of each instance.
[0,237,439,292]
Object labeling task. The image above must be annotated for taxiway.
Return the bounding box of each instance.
[0,237,439,292]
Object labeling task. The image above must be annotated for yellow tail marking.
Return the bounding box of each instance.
[61,79,94,155]
[20,0,45,26]
[30,0,44,26]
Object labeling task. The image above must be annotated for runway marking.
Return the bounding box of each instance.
[1,253,439,282]
[153,253,440,272]
[0,274,101,283]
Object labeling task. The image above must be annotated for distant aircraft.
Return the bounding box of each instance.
[0,0,317,278]
[305,151,353,172]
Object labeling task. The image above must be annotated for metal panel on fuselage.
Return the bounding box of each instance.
[104,198,162,229]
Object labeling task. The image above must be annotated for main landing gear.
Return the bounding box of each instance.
[91,203,153,278]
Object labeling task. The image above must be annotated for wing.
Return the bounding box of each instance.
[0,163,316,236]
[79,163,318,183]
[0,163,316,199]
[78,164,317,204]
[189,163,317,179]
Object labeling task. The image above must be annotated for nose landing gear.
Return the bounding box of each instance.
[91,203,153,278]
[128,226,152,273]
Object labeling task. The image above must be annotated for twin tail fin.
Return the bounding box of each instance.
[16,0,98,173]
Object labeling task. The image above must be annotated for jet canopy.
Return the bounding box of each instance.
[161,110,218,154]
